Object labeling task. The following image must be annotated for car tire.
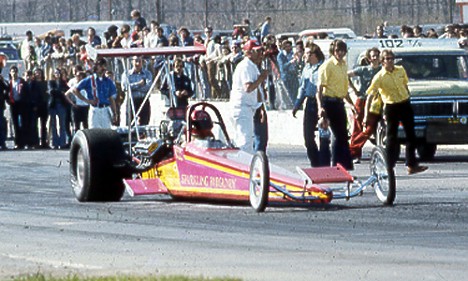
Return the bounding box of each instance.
[70,129,126,202]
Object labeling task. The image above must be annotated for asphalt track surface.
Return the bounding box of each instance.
[0,145,467,281]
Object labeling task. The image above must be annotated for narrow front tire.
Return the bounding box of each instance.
[249,151,270,212]
[370,146,396,205]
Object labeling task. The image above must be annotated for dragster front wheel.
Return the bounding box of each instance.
[249,151,270,212]
[369,146,396,205]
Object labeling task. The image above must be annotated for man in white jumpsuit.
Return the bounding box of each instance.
[230,39,268,153]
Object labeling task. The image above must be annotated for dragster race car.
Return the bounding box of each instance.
[69,46,396,212]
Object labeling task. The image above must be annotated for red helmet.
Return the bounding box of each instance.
[190,110,213,131]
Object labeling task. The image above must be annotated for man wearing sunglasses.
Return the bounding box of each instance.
[366,49,428,175]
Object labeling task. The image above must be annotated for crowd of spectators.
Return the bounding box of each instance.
[0,13,295,151]
[369,22,468,46]
[0,13,467,152]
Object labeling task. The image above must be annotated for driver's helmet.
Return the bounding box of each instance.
[191,109,214,138]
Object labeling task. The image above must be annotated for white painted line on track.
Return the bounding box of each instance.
[0,253,103,270]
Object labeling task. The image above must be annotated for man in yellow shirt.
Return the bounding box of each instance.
[366,49,428,175]
[317,39,356,170]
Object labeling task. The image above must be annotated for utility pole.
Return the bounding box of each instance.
[97,0,101,21]
[109,0,112,20]
[127,1,132,21]
[205,0,208,27]
[160,0,164,24]
[12,0,16,22]
[449,0,454,23]
[156,0,162,24]
[69,0,73,21]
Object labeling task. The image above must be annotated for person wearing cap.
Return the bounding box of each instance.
[124,56,153,125]
[230,39,269,153]
[72,58,118,129]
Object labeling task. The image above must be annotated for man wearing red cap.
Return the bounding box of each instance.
[230,39,269,153]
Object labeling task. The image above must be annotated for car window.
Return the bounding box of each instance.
[0,48,19,60]
[395,55,468,80]
[457,56,468,79]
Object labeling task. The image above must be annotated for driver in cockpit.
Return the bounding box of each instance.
[191,109,214,140]
[190,109,227,149]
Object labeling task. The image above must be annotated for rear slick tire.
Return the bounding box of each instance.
[249,151,270,212]
[69,129,126,202]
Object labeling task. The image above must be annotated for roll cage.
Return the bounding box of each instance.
[89,44,206,154]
